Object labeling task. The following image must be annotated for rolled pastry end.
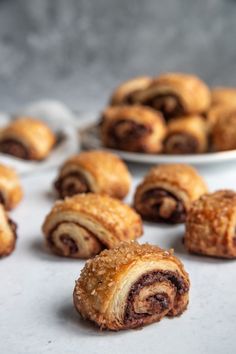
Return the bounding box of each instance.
[0,205,17,257]
[73,242,190,330]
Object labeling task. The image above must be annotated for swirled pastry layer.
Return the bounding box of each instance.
[0,164,23,210]
[42,193,143,258]
[163,115,208,154]
[0,117,56,160]
[54,150,131,200]
[74,242,190,330]
[101,105,166,153]
[110,77,152,105]
[131,73,211,120]
[185,190,236,258]
[0,204,17,257]
[134,164,208,224]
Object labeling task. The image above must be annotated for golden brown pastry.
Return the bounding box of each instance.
[74,241,190,330]
[0,117,56,160]
[163,115,208,154]
[131,73,211,121]
[54,150,131,200]
[110,76,152,105]
[134,164,208,224]
[184,190,236,258]
[0,164,23,210]
[0,204,17,257]
[210,106,236,151]
[42,193,143,259]
[101,105,166,153]
[211,87,236,107]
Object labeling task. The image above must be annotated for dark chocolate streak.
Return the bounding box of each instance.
[145,93,184,121]
[124,270,188,324]
[0,139,29,160]
[141,188,186,224]
[54,172,90,198]
[0,192,5,206]
[164,133,198,154]
[60,234,78,254]
[109,120,151,150]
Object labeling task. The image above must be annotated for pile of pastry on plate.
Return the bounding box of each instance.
[1,148,236,331]
[100,72,236,154]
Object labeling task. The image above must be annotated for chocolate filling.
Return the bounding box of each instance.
[124,270,188,324]
[60,234,78,254]
[164,133,199,154]
[108,120,151,151]
[0,192,5,206]
[54,172,90,198]
[145,93,184,121]
[140,188,186,224]
[0,139,29,160]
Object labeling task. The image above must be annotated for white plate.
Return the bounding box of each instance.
[79,121,236,165]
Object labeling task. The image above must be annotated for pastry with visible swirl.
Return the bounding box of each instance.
[134,164,208,224]
[73,241,190,330]
[163,115,208,154]
[110,76,152,105]
[210,106,236,151]
[0,164,23,210]
[42,193,143,259]
[54,150,131,200]
[0,204,17,257]
[184,190,236,258]
[0,117,56,160]
[131,73,211,121]
[211,87,236,107]
[101,105,166,153]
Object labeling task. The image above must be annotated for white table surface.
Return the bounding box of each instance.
[1,161,236,354]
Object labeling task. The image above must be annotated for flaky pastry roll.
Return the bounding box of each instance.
[132,73,211,120]
[184,190,236,258]
[54,150,131,200]
[134,164,208,224]
[163,115,208,154]
[110,76,152,105]
[42,193,143,259]
[0,164,23,210]
[0,204,17,257]
[0,117,56,160]
[74,241,190,330]
[101,105,166,153]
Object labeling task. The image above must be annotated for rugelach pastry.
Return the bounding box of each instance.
[42,193,143,259]
[131,73,211,121]
[184,190,236,258]
[0,164,23,210]
[0,204,17,257]
[73,241,190,330]
[110,76,152,105]
[210,106,236,151]
[163,115,208,154]
[0,117,56,160]
[54,150,131,200]
[134,164,208,224]
[211,87,236,107]
[101,105,166,153]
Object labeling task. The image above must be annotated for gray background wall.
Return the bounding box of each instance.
[0,0,236,115]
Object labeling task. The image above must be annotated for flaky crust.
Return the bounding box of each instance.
[0,164,23,210]
[163,115,208,154]
[42,194,143,258]
[134,164,208,223]
[0,117,56,160]
[0,205,17,257]
[74,241,190,330]
[184,190,236,258]
[132,73,211,118]
[210,106,236,151]
[110,76,152,105]
[211,87,236,107]
[101,105,166,153]
[55,150,131,200]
